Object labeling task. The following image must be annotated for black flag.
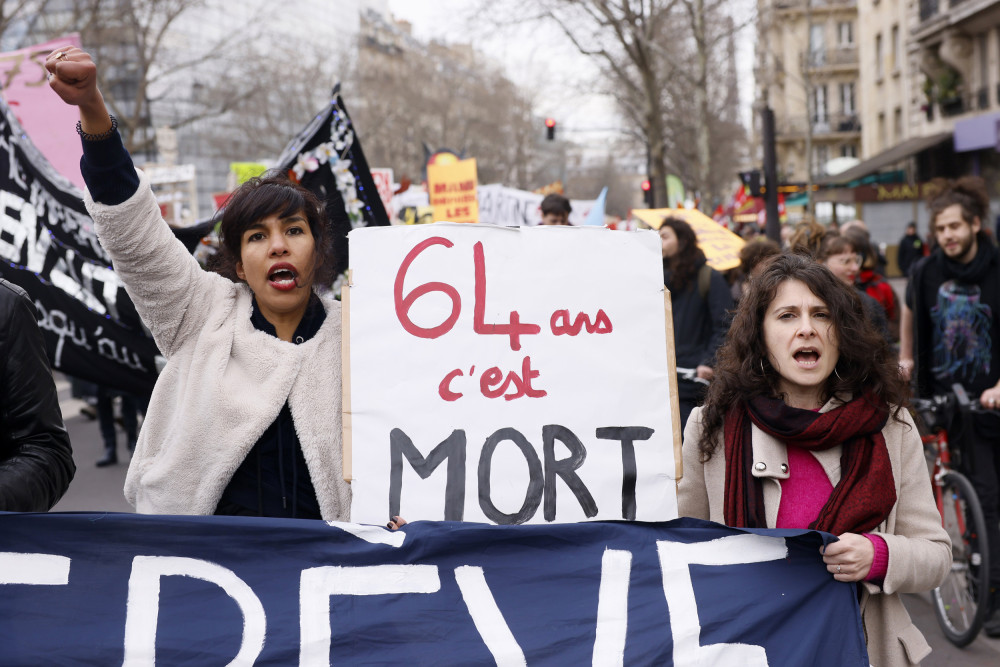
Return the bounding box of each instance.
[276,84,390,278]
[0,98,160,396]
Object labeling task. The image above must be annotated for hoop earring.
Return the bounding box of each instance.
[834,367,843,381]
[760,359,766,375]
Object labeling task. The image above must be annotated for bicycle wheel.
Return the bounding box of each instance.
[930,471,991,647]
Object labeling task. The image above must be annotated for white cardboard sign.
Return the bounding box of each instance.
[347,223,677,525]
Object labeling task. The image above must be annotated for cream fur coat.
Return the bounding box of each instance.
[85,170,350,520]
[678,401,951,667]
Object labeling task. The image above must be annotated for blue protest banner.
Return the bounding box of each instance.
[0,513,867,665]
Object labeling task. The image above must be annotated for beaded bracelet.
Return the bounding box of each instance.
[76,115,117,141]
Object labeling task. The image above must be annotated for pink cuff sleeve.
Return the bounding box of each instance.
[863,533,888,583]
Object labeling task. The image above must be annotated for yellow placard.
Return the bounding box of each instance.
[427,158,479,223]
[229,162,268,185]
[633,207,745,272]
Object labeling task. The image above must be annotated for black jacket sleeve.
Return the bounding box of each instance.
[0,281,75,511]
[80,130,140,205]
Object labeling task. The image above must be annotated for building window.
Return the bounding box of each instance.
[875,33,884,79]
[839,82,856,115]
[894,107,903,142]
[812,84,829,127]
[890,25,899,73]
[838,21,853,47]
[841,144,858,158]
[809,23,826,67]
[977,32,989,109]
[814,145,830,176]
[920,0,940,22]
[878,112,886,151]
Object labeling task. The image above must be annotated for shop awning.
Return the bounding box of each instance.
[817,132,952,185]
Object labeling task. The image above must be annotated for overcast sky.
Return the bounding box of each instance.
[385,1,756,146]
[385,0,620,139]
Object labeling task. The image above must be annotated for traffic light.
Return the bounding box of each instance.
[739,169,763,196]
[545,117,556,141]
[641,179,653,207]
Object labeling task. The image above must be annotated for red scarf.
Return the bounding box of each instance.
[723,391,896,534]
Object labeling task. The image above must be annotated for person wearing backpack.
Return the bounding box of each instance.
[659,217,733,431]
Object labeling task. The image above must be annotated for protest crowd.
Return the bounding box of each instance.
[0,35,996,666]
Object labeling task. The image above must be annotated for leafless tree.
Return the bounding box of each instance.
[476,0,750,211]
[346,19,539,191]
[3,0,266,158]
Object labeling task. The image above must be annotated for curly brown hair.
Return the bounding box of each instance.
[694,252,906,461]
[207,171,336,286]
[660,216,706,291]
[926,176,991,241]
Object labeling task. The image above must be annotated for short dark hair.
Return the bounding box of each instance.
[540,193,572,216]
[208,172,335,285]
[695,252,905,460]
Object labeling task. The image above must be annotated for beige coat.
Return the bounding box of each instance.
[678,400,951,666]
[85,170,350,520]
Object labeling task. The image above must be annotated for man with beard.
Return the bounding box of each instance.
[899,176,1000,636]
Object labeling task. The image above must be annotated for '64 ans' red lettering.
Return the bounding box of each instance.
[394,236,613,345]
[393,236,614,401]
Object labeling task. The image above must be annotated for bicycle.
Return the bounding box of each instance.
[910,384,991,647]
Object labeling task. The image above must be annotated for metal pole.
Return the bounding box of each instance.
[761,106,781,243]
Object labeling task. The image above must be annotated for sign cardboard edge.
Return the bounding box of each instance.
[342,270,353,483]
[664,289,683,482]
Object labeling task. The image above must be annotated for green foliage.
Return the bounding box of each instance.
[923,66,962,104]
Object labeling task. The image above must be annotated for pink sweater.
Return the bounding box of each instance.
[776,446,888,582]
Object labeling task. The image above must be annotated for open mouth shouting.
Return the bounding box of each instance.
[267,262,300,291]
[793,346,821,369]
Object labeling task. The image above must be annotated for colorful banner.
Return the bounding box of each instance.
[0,94,160,395]
[0,35,84,190]
[666,174,685,209]
[347,224,676,525]
[427,158,479,223]
[632,208,746,272]
[370,167,395,216]
[229,161,268,185]
[0,513,869,665]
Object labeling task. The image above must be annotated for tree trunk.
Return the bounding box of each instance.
[692,0,712,212]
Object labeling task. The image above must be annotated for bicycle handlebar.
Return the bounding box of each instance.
[911,383,993,425]
[676,367,710,385]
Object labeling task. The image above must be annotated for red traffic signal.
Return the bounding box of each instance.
[641,179,653,207]
[545,117,556,141]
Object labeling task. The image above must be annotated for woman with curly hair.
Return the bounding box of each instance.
[678,252,950,666]
[658,216,733,429]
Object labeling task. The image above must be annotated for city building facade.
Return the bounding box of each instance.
[756,0,862,185]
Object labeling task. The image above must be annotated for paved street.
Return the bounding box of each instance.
[51,374,133,514]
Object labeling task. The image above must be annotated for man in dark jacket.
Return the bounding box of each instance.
[899,177,1000,636]
[0,278,75,511]
[897,221,924,277]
